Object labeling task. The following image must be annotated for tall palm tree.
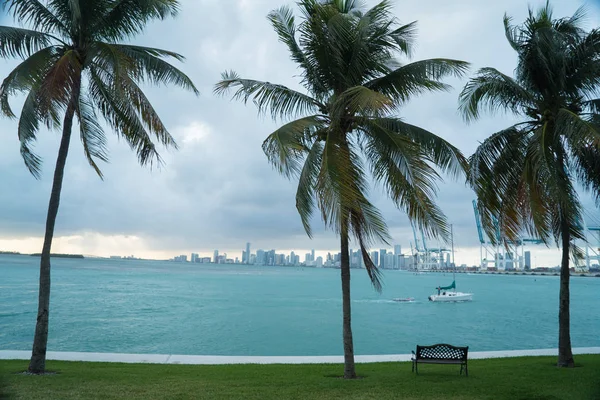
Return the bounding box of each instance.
[216,0,468,378]
[0,0,198,373]
[459,2,600,368]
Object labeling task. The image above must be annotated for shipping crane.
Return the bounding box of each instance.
[472,200,542,270]
[410,222,450,271]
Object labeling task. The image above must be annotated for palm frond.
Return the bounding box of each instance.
[0,45,59,118]
[37,49,82,112]
[333,85,393,119]
[350,199,390,291]
[93,0,179,41]
[17,88,43,178]
[571,144,600,206]
[215,71,323,120]
[3,0,69,35]
[89,67,164,167]
[295,140,324,237]
[262,115,325,179]
[459,67,536,122]
[0,26,52,58]
[366,59,469,106]
[90,43,198,94]
[77,90,108,178]
[366,117,467,178]
[556,108,600,150]
[361,119,450,240]
[267,6,325,95]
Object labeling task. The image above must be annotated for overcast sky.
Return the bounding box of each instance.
[0,0,599,266]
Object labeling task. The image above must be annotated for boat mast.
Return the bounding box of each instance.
[451,224,455,291]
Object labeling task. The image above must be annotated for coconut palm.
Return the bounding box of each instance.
[459,2,600,367]
[216,0,468,378]
[0,0,198,373]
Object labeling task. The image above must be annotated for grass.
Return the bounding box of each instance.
[1,356,600,399]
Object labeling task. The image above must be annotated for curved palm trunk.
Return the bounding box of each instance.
[340,227,357,379]
[28,101,77,374]
[558,226,574,367]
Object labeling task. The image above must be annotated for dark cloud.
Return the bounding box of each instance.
[0,0,597,264]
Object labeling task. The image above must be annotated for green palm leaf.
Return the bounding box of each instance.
[215,71,324,119]
[0,26,52,58]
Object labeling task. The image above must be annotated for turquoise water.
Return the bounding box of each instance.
[1,254,599,356]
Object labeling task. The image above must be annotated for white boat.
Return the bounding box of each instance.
[428,291,472,302]
[428,225,473,303]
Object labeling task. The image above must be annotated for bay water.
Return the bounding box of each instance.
[1,254,599,356]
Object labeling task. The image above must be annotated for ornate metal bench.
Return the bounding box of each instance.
[411,344,469,376]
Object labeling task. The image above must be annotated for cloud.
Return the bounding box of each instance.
[0,0,597,267]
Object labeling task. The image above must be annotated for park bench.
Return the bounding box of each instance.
[411,344,469,376]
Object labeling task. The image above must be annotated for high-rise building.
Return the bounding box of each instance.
[191,253,199,263]
[379,249,387,269]
[524,251,531,270]
[371,251,379,267]
[245,242,251,264]
[393,245,401,269]
[385,252,394,270]
[311,249,315,262]
[213,250,219,264]
[316,256,323,268]
[256,249,266,265]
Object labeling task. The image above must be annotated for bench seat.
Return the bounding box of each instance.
[411,344,469,376]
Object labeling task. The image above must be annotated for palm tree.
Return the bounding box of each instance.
[216,0,468,378]
[459,2,600,368]
[0,0,198,373]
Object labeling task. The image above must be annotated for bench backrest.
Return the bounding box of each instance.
[415,344,468,361]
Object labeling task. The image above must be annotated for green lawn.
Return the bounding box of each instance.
[1,355,599,399]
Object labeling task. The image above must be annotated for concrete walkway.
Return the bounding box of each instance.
[1,347,599,365]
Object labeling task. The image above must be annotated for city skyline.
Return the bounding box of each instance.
[0,0,596,268]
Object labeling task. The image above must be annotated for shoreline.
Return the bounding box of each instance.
[1,347,599,365]
[420,270,600,278]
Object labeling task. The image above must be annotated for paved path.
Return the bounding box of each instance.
[1,347,599,365]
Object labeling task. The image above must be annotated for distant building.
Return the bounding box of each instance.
[524,251,531,271]
[379,249,387,269]
[213,250,219,264]
[393,245,401,268]
[385,252,394,270]
[245,242,251,264]
[191,253,199,263]
[316,256,323,268]
[256,249,266,265]
[267,250,276,266]
[371,251,378,267]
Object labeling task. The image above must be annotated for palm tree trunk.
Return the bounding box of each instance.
[28,101,77,374]
[340,227,357,379]
[558,224,574,367]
